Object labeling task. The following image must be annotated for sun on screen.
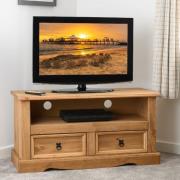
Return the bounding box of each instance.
[78,33,88,39]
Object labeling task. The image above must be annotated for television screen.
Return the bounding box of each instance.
[33,17,133,85]
[39,23,128,76]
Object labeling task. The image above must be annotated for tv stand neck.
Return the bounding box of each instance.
[77,84,87,92]
[51,84,113,93]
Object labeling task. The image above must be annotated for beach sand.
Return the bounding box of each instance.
[39,44,127,75]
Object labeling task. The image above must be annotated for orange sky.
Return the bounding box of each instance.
[40,23,128,42]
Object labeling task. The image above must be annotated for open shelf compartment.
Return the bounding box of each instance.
[30,97,149,134]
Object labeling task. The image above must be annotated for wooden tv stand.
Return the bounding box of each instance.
[11,88,160,172]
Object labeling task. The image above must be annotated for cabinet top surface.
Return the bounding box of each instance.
[11,88,159,101]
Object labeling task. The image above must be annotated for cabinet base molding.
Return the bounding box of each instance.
[12,150,160,173]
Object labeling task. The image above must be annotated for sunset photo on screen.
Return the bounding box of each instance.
[39,23,128,75]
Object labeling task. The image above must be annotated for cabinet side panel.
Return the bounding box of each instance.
[14,97,20,157]
[147,97,157,152]
[19,101,31,160]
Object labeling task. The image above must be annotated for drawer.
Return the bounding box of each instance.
[31,133,86,159]
[96,131,147,155]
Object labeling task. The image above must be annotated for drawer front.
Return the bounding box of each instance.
[96,131,147,155]
[31,133,86,159]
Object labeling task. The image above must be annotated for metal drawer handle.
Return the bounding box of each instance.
[117,138,125,147]
[56,143,62,151]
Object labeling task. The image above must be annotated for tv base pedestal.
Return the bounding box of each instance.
[11,88,160,172]
[52,84,113,93]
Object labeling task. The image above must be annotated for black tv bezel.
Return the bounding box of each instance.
[33,16,133,84]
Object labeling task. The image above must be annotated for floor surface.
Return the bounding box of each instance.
[0,153,179,180]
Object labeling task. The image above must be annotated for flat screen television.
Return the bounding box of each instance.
[33,17,133,92]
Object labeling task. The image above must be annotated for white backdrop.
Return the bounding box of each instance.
[76,0,180,153]
[1,0,179,158]
[0,0,77,158]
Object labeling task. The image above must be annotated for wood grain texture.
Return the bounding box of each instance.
[31,115,148,135]
[31,133,86,159]
[87,132,96,156]
[147,97,157,152]
[11,88,160,101]
[96,131,147,155]
[14,97,20,157]
[111,98,148,119]
[11,88,160,172]
[14,99,31,160]
[21,101,31,159]
[12,150,160,173]
[30,98,148,120]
